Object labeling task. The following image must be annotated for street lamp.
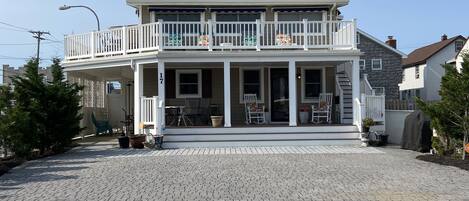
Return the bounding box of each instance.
[59,5,101,31]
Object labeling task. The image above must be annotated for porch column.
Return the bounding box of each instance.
[351,58,360,126]
[223,61,231,127]
[288,60,297,127]
[158,61,166,130]
[134,63,143,134]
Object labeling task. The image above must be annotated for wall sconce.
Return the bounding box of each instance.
[296,73,301,79]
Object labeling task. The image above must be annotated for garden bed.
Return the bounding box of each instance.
[417,155,469,171]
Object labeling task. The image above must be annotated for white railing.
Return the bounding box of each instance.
[64,20,357,61]
[140,96,165,135]
[362,74,375,95]
[354,98,364,131]
[362,94,386,123]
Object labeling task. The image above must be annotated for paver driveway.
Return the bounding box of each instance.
[1,142,468,201]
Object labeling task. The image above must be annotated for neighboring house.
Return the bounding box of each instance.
[454,37,469,72]
[1,64,52,86]
[399,35,466,101]
[357,30,407,100]
[62,0,385,147]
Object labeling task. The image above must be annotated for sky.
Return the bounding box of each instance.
[0,0,468,67]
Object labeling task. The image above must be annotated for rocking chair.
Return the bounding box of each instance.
[244,94,266,124]
[311,93,333,124]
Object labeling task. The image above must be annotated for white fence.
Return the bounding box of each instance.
[64,20,357,61]
[140,96,163,135]
[355,94,386,131]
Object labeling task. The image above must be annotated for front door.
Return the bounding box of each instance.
[270,68,289,122]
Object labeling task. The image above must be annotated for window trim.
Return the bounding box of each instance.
[359,59,366,70]
[371,59,383,70]
[301,67,326,103]
[175,69,202,98]
[239,67,264,104]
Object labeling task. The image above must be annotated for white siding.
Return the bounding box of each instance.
[456,41,469,72]
[399,64,425,91]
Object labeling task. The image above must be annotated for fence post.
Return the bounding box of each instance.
[303,19,308,50]
[256,19,261,51]
[122,26,127,55]
[90,32,96,58]
[158,20,164,51]
[208,20,213,51]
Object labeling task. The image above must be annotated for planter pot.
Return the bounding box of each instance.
[299,112,309,124]
[363,127,370,133]
[129,135,146,149]
[154,135,164,150]
[360,132,370,147]
[118,136,129,149]
[211,116,223,128]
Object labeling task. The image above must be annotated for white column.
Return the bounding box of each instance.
[288,60,297,127]
[134,63,143,134]
[352,58,360,126]
[158,61,166,130]
[223,61,231,127]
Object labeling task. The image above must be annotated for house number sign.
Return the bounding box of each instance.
[160,73,164,84]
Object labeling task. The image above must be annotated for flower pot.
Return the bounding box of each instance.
[363,127,370,133]
[154,135,164,150]
[118,136,129,149]
[299,112,309,124]
[211,116,223,128]
[129,135,146,149]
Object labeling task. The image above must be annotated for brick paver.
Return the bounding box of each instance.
[0,144,468,201]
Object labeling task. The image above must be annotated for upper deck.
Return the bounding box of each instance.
[64,20,357,62]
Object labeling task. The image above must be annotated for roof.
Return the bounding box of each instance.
[127,0,349,7]
[357,29,407,58]
[403,35,466,68]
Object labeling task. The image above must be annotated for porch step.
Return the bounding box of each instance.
[162,126,360,148]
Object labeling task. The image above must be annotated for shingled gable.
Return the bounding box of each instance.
[403,35,466,68]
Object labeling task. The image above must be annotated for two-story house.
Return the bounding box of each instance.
[453,37,469,72]
[399,35,466,101]
[357,30,407,100]
[62,0,383,148]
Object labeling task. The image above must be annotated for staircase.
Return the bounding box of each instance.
[336,71,353,124]
[163,126,361,148]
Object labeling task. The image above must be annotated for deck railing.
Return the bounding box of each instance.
[64,20,357,61]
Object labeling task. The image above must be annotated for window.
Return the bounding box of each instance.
[302,68,323,102]
[371,59,382,70]
[215,13,261,34]
[455,40,464,52]
[359,59,366,70]
[154,13,201,22]
[415,66,420,79]
[176,70,202,98]
[277,12,325,34]
[240,68,263,103]
[106,81,122,95]
[357,34,361,45]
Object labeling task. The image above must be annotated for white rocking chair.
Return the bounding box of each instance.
[244,94,266,124]
[311,93,333,124]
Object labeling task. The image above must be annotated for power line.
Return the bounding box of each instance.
[0,41,61,46]
[0,20,30,32]
[29,30,50,62]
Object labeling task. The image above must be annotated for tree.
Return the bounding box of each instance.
[417,53,469,159]
[44,58,84,151]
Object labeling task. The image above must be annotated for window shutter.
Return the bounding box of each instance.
[202,69,212,98]
[165,69,175,99]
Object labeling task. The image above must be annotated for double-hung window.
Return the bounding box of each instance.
[415,66,420,79]
[302,69,322,102]
[240,69,263,102]
[455,40,464,52]
[359,59,366,70]
[176,70,202,98]
[371,59,382,70]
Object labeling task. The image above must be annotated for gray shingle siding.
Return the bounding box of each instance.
[358,33,403,100]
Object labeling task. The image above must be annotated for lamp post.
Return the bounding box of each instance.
[59,5,100,31]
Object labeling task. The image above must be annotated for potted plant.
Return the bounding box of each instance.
[299,106,309,124]
[210,105,223,128]
[129,134,146,149]
[118,134,129,149]
[361,118,375,147]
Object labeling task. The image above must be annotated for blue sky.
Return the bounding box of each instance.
[0,0,468,67]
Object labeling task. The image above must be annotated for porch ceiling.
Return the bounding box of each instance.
[72,66,133,80]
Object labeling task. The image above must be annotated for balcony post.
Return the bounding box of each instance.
[303,19,308,50]
[208,20,213,51]
[256,19,261,51]
[139,23,144,52]
[352,19,358,49]
[157,61,166,130]
[90,31,95,58]
[134,63,144,134]
[158,19,164,51]
[122,26,127,55]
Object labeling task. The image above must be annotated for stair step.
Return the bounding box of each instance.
[164,132,361,142]
[163,140,361,148]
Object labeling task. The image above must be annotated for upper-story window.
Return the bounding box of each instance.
[277,12,324,22]
[455,40,464,52]
[213,11,263,35]
[153,12,203,34]
[371,59,382,70]
[154,13,202,22]
[415,66,420,79]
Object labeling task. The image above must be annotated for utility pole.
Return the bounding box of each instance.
[29,31,50,63]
